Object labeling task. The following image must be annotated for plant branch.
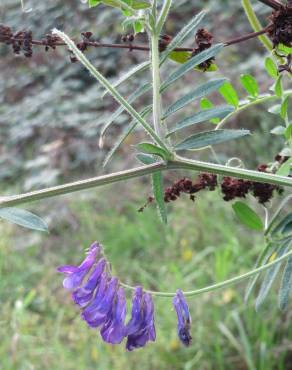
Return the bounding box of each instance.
[0,26,273,55]
[0,159,291,208]
[52,29,170,153]
[257,0,284,10]
[216,90,292,130]
[121,248,292,297]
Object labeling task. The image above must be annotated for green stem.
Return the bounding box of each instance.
[151,33,163,138]
[0,159,291,208]
[52,29,169,153]
[156,0,172,35]
[241,0,273,52]
[120,248,292,297]
[216,91,292,130]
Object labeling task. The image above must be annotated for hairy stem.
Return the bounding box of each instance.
[0,159,291,208]
[151,33,163,138]
[120,248,292,297]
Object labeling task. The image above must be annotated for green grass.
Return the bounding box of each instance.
[0,182,291,370]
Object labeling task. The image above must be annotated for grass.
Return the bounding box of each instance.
[0,180,291,370]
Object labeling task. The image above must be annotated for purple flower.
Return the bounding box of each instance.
[100,287,127,344]
[57,242,100,290]
[82,275,118,328]
[72,258,106,307]
[173,289,192,346]
[125,287,156,351]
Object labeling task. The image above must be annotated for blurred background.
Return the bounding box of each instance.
[0,0,291,369]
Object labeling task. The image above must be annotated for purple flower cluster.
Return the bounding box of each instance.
[57,242,156,350]
[57,241,193,350]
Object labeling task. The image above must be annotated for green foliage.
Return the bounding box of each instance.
[167,105,234,136]
[0,208,48,232]
[232,201,264,231]
[163,78,226,119]
[175,129,250,151]
[219,82,239,108]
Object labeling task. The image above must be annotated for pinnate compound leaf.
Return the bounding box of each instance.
[163,78,226,118]
[160,44,224,92]
[136,154,167,223]
[264,57,278,79]
[244,243,275,303]
[160,11,206,64]
[136,143,170,160]
[167,105,234,136]
[175,129,250,151]
[100,61,150,98]
[255,243,289,311]
[100,83,151,139]
[240,74,259,97]
[219,82,239,108]
[279,255,292,310]
[0,207,48,232]
[152,172,167,224]
[89,0,150,9]
[276,158,292,177]
[103,106,152,167]
[271,213,292,237]
[232,201,264,231]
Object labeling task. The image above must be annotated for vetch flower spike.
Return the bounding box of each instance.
[57,242,101,290]
[173,289,192,346]
[100,287,127,344]
[72,257,106,307]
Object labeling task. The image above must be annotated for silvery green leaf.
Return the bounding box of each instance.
[100,82,151,139]
[279,255,292,310]
[271,213,292,237]
[103,106,152,167]
[163,78,226,118]
[136,142,169,160]
[0,207,48,232]
[167,105,234,136]
[100,61,150,98]
[152,172,167,224]
[160,44,224,92]
[175,129,250,151]
[136,153,156,165]
[160,11,206,64]
[255,243,289,311]
[244,243,275,303]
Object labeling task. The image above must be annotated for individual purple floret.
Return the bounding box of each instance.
[173,289,192,346]
[125,287,156,351]
[82,275,118,328]
[57,242,100,290]
[100,287,127,344]
[72,257,106,307]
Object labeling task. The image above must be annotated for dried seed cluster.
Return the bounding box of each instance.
[139,156,289,212]
[164,174,217,203]
[267,5,292,47]
[191,28,215,70]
